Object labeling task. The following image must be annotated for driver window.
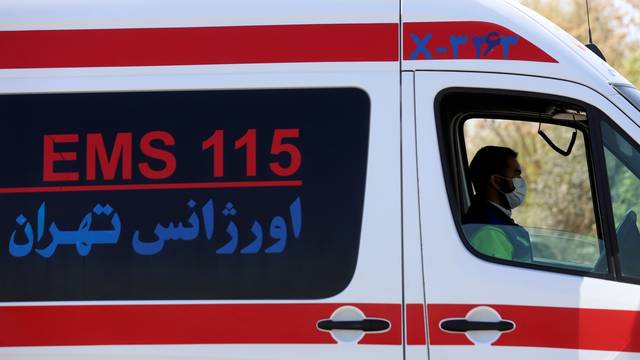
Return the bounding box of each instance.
[462,119,606,273]
[438,91,609,276]
[601,122,640,279]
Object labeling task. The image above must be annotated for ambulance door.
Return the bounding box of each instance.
[415,71,640,359]
[0,78,404,359]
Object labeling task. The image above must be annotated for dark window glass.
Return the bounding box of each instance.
[0,88,370,301]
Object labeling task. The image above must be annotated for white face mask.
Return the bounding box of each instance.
[500,176,527,209]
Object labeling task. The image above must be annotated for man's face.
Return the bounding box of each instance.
[499,156,522,192]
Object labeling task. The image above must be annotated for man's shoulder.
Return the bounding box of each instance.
[463,200,507,225]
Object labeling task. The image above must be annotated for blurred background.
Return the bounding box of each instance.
[521,0,640,86]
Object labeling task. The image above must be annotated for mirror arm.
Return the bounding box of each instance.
[538,123,578,157]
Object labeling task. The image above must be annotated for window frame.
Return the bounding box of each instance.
[435,87,615,281]
[591,112,640,285]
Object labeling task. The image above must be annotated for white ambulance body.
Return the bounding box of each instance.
[1,0,640,359]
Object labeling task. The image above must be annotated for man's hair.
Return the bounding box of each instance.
[468,146,518,195]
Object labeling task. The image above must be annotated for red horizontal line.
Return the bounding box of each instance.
[0,180,302,194]
[402,21,557,63]
[0,23,398,69]
[0,303,402,347]
[428,303,640,352]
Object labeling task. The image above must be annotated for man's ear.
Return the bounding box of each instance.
[489,175,501,191]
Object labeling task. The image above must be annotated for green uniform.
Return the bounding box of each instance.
[469,225,513,260]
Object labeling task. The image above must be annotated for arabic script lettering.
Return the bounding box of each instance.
[8,196,302,257]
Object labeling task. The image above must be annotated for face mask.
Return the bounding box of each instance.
[500,176,527,209]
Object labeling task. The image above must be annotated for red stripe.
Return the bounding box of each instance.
[403,22,557,62]
[405,303,427,345]
[0,24,398,69]
[0,180,302,194]
[0,303,401,347]
[428,303,640,352]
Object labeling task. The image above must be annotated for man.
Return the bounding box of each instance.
[462,146,532,262]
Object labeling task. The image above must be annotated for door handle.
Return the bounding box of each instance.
[317,318,391,332]
[440,319,514,332]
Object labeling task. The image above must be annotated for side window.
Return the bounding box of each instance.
[601,122,640,280]
[0,88,370,301]
[439,91,608,275]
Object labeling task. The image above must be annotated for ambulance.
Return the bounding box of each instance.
[1,0,640,359]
